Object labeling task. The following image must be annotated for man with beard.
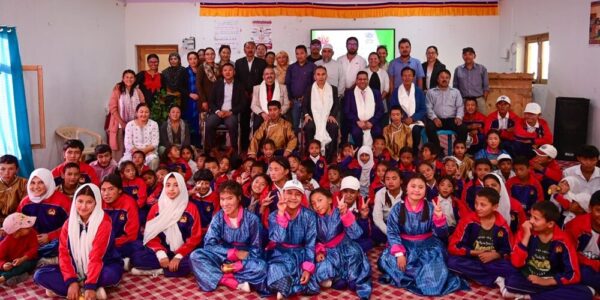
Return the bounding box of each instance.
[388,38,425,90]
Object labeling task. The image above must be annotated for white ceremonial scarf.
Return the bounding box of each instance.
[357,146,375,189]
[311,82,334,151]
[68,184,105,278]
[487,173,511,225]
[259,80,281,113]
[27,168,56,204]
[143,172,189,252]
[397,83,424,128]
[354,86,376,146]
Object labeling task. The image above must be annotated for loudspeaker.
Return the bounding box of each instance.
[554,97,589,161]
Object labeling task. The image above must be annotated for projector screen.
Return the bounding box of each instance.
[310,29,395,62]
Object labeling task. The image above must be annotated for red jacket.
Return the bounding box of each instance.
[145,202,202,257]
[530,158,562,183]
[17,191,71,241]
[52,161,100,186]
[102,194,139,248]
[59,214,116,290]
[122,177,148,209]
[448,211,512,257]
[484,110,520,141]
[512,226,581,285]
[513,117,553,146]
[368,178,385,206]
[565,214,600,272]
[0,228,39,265]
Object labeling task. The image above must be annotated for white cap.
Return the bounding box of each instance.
[282,179,305,193]
[322,43,333,50]
[442,156,461,165]
[340,176,360,191]
[534,144,558,159]
[497,153,512,162]
[496,95,511,104]
[524,102,542,114]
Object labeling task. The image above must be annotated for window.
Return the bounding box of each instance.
[524,33,549,84]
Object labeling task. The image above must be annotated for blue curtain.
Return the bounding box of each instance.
[0,26,34,177]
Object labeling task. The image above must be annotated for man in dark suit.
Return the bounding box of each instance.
[302,65,339,161]
[343,71,385,147]
[234,41,267,150]
[205,63,245,152]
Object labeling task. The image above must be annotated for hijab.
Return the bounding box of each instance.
[27,168,56,204]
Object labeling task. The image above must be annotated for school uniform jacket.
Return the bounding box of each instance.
[102,194,140,248]
[565,214,600,272]
[58,214,120,290]
[145,202,202,257]
[52,162,100,186]
[160,159,192,182]
[190,191,220,235]
[18,191,71,241]
[530,159,562,184]
[308,155,328,184]
[511,226,581,285]
[461,178,484,211]
[506,175,544,212]
[463,112,486,144]
[448,211,512,257]
[122,177,148,209]
[513,117,553,146]
[484,110,520,141]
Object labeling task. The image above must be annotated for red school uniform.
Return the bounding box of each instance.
[506,174,544,213]
[145,202,203,257]
[484,110,520,141]
[513,117,553,147]
[0,228,39,265]
[52,162,100,186]
[17,191,71,242]
[529,158,562,184]
[122,177,148,209]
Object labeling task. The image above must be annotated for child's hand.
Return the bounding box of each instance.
[527,274,543,285]
[159,257,170,269]
[37,233,49,245]
[221,263,235,273]
[84,289,97,300]
[236,250,249,260]
[66,282,80,300]
[359,197,370,219]
[432,200,443,219]
[261,194,275,208]
[338,197,348,215]
[300,270,311,285]
[478,251,500,263]
[548,184,560,195]
[276,192,287,216]
[168,257,181,272]
[2,262,13,271]
[316,253,325,263]
[521,221,533,235]
[396,255,407,271]
[12,257,25,267]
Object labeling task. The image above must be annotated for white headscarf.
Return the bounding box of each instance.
[68,184,105,278]
[564,192,592,224]
[357,146,374,188]
[310,81,334,152]
[259,80,281,113]
[27,168,56,204]
[485,173,511,225]
[560,176,578,201]
[354,86,376,146]
[143,172,188,252]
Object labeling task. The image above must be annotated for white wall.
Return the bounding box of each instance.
[497,0,600,146]
[124,3,502,75]
[0,0,126,169]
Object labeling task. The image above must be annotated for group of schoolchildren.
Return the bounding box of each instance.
[1,127,600,300]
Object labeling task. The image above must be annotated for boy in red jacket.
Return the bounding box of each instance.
[513,103,553,160]
[0,213,38,286]
[52,139,99,186]
[565,191,600,294]
[504,201,593,299]
[530,144,562,198]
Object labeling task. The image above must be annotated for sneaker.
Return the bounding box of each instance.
[123,257,131,271]
[320,279,332,288]
[130,268,163,277]
[46,289,58,297]
[495,277,506,290]
[96,287,107,300]
[237,282,251,292]
[5,273,29,286]
[37,257,59,267]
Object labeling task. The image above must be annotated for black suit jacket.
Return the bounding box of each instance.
[422,59,447,91]
[234,57,267,93]
[209,79,246,114]
[302,84,339,118]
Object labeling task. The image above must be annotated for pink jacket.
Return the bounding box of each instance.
[107,85,145,150]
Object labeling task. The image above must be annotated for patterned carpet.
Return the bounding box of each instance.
[4,247,505,300]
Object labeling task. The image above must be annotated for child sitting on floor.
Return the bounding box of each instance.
[307,140,328,183]
[372,168,404,242]
[432,175,469,235]
[119,161,148,209]
[0,155,28,225]
[296,160,320,199]
[506,156,544,213]
[462,158,492,211]
[453,141,474,181]
[421,143,443,178]
[474,129,508,169]
[397,146,416,182]
[189,169,220,237]
[56,162,82,200]
[0,213,39,286]
[443,156,464,198]
[51,139,99,186]
[368,161,388,204]
[418,162,438,200]
[494,153,515,182]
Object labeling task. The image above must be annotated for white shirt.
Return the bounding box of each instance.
[373,187,403,234]
[337,54,367,89]
[563,165,600,195]
[526,121,539,133]
[315,58,346,97]
[247,58,254,72]
[365,67,390,95]
[497,112,509,129]
[221,80,234,111]
[583,230,600,258]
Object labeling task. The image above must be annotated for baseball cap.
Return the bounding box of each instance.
[2,213,36,235]
[534,144,558,159]
[283,179,305,193]
[496,95,511,104]
[524,102,542,114]
[497,153,512,162]
[340,176,360,191]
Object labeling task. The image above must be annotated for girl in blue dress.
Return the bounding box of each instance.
[310,188,372,300]
[190,180,268,295]
[378,174,469,296]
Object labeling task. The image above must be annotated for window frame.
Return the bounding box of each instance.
[523,33,549,84]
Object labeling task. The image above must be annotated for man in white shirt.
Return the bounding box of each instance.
[315,44,345,98]
[563,145,600,195]
[337,37,367,90]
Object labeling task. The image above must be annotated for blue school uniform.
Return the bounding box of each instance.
[314,208,372,299]
[102,194,145,259]
[426,181,439,200]
[377,200,469,296]
[267,207,319,297]
[462,179,484,211]
[190,208,268,294]
[447,211,516,286]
